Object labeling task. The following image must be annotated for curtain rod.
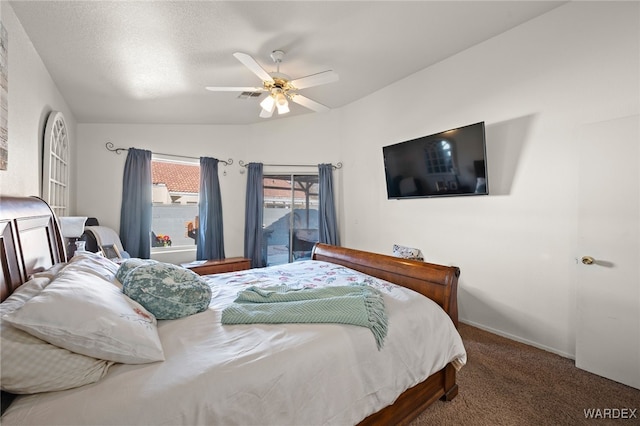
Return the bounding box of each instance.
[105,142,233,166]
[238,160,343,169]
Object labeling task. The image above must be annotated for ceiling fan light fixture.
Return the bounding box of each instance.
[275,92,286,105]
[275,91,289,114]
[259,105,274,118]
[260,94,275,112]
[277,101,290,115]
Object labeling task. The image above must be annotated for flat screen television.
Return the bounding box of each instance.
[383,121,488,199]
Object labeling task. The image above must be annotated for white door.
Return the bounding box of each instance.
[575,115,639,389]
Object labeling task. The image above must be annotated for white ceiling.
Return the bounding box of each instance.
[11,1,565,125]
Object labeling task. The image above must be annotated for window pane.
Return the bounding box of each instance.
[151,158,200,249]
[43,112,69,217]
[263,174,319,266]
[425,139,453,174]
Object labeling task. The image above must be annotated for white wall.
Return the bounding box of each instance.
[338,1,639,357]
[244,111,344,225]
[0,2,77,204]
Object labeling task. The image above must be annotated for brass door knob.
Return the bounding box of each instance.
[581,256,595,265]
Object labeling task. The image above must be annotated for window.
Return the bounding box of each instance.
[263,174,319,266]
[151,156,199,251]
[42,111,69,217]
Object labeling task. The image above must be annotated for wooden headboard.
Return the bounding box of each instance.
[0,196,65,302]
[312,243,460,326]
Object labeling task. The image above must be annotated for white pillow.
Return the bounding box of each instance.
[1,271,113,394]
[66,250,120,281]
[3,262,165,365]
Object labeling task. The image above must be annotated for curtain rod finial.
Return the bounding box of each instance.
[105,142,127,154]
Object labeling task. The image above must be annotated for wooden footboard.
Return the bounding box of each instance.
[311,243,461,425]
[312,243,460,326]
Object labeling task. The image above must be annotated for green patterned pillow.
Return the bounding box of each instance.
[116,258,158,284]
[122,262,212,320]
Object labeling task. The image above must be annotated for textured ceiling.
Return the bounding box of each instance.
[10,1,565,125]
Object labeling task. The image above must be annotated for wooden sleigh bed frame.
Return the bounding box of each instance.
[0,195,460,425]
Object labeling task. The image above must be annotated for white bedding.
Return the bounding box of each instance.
[2,260,466,426]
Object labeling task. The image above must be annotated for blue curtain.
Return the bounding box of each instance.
[318,163,340,246]
[119,148,152,258]
[197,157,225,260]
[244,163,264,268]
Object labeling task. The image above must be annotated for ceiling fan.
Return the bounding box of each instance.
[206,50,339,118]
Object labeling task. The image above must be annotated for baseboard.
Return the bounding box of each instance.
[459,319,575,360]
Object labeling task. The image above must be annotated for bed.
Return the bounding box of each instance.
[0,195,465,425]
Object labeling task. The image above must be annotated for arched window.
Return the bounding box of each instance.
[425,139,454,174]
[42,111,69,217]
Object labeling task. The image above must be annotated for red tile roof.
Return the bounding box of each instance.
[150,164,318,199]
[263,177,318,199]
[152,161,200,194]
[263,178,292,199]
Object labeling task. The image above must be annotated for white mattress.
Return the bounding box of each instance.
[2,260,466,426]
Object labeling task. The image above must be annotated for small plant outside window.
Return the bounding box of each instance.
[153,234,172,247]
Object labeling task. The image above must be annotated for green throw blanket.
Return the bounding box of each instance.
[221,285,388,349]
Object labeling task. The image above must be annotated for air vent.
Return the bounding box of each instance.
[238,91,263,99]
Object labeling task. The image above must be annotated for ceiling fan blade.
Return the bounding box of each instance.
[290,70,339,90]
[290,94,330,112]
[205,86,265,92]
[233,52,274,84]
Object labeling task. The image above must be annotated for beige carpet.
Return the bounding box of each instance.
[410,323,640,426]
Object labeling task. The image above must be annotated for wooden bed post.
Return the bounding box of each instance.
[443,363,459,401]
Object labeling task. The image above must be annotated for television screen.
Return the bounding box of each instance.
[383,122,488,199]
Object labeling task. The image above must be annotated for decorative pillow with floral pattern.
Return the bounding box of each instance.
[392,244,424,261]
[122,262,212,320]
[116,258,159,284]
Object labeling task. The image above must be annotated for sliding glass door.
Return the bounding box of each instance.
[263,174,319,266]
